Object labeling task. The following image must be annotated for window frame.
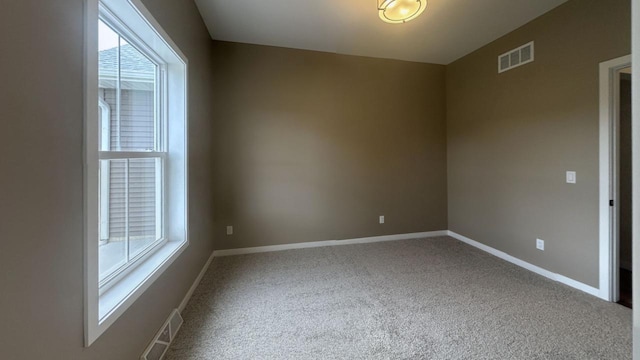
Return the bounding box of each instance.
[97,97,111,244]
[84,0,189,347]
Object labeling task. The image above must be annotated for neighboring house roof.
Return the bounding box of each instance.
[99,44,156,91]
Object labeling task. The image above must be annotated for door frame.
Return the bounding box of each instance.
[599,54,632,302]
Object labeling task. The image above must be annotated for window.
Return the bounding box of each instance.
[98,16,165,288]
[85,0,188,346]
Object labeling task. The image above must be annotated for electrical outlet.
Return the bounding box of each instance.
[379,216,385,224]
[536,238,545,251]
[226,226,233,235]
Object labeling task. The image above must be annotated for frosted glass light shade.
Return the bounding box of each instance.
[378,0,427,24]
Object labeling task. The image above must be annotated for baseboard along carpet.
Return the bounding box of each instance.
[165,236,631,359]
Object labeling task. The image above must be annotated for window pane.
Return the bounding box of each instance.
[128,158,162,258]
[99,159,127,281]
[98,21,158,152]
[99,157,162,281]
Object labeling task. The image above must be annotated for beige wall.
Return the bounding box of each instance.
[210,42,448,250]
[0,0,215,358]
[446,0,631,287]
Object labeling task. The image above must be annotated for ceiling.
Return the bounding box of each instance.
[194,0,568,65]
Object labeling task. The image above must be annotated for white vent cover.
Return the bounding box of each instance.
[498,41,534,73]
[141,309,184,360]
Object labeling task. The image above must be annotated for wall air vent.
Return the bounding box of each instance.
[141,309,184,360]
[498,41,534,73]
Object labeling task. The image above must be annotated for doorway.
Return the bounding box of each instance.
[618,66,632,308]
[599,55,631,305]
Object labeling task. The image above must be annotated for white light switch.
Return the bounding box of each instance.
[566,171,576,184]
[226,226,233,235]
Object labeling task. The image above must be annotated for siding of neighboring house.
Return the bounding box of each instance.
[103,88,155,151]
[99,87,158,242]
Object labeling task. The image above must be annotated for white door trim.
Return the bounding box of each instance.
[599,54,632,302]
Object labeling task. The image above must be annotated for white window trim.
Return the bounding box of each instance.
[98,98,110,242]
[84,0,189,346]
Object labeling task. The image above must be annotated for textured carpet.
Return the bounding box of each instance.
[165,236,632,359]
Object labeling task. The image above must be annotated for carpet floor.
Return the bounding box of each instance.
[165,236,632,359]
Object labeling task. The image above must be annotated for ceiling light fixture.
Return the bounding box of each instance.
[378,0,427,24]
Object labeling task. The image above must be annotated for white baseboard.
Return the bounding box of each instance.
[178,250,216,313]
[447,231,604,299]
[212,230,449,257]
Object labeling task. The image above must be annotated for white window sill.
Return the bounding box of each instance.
[99,239,187,322]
